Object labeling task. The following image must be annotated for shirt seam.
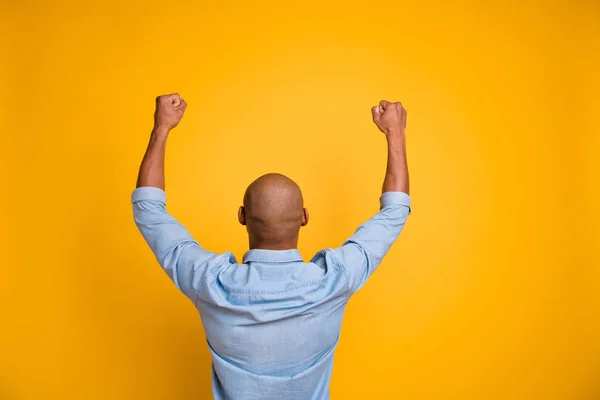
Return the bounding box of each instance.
[193,253,233,304]
[202,253,345,296]
[324,249,352,303]
[214,269,331,295]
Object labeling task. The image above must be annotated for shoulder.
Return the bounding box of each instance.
[310,249,348,277]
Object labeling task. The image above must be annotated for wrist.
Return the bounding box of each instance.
[152,125,171,137]
[386,134,406,152]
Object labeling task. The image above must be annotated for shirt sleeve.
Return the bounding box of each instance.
[331,192,411,295]
[131,187,223,299]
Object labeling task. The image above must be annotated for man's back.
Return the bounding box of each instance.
[133,95,410,399]
[200,251,346,399]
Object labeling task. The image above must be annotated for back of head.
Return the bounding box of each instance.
[242,173,306,249]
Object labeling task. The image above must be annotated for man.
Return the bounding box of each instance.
[132,93,411,400]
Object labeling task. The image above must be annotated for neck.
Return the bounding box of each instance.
[249,239,298,250]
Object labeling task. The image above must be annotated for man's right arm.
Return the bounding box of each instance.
[331,100,411,294]
[133,94,225,300]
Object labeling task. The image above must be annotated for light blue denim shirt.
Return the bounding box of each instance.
[132,187,411,400]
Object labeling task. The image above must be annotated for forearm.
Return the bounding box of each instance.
[382,135,409,194]
[136,127,170,189]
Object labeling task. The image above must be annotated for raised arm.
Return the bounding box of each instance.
[136,94,187,190]
[330,100,411,295]
[132,94,223,299]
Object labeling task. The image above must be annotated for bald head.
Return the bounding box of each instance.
[239,173,308,249]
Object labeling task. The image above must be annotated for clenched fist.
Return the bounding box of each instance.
[154,93,187,132]
[371,100,407,137]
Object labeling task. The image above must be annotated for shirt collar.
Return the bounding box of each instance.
[242,249,304,264]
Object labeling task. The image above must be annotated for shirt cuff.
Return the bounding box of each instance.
[131,187,167,204]
[380,192,411,212]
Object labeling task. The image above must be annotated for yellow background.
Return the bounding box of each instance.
[2,1,598,399]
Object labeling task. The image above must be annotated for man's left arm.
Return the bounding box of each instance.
[133,94,221,299]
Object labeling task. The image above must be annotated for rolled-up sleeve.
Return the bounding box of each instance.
[132,187,223,299]
[331,192,411,295]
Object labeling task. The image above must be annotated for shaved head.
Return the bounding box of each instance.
[239,173,308,249]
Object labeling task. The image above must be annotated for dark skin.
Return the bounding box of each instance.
[137,94,408,251]
[238,173,309,250]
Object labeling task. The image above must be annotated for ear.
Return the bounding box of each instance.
[238,206,246,226]
[301,207,309,227]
